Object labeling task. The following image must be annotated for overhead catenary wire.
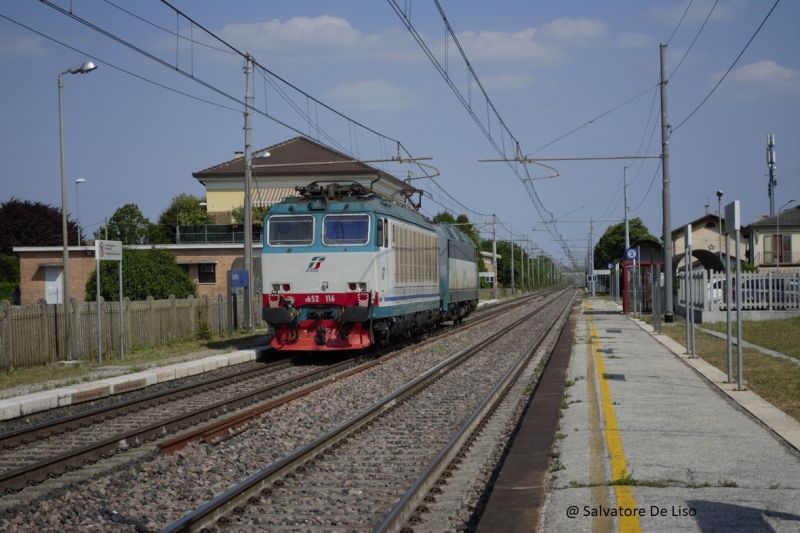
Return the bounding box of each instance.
[38,0,445,190]
[0,12,241,114]
[387,0,580,269]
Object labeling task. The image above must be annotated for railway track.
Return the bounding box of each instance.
[0,357,344,495]
[162,289,578,533]
[0,290,550,499]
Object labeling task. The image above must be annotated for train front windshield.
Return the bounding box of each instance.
[322,214,369,245]
[268,215,314,246]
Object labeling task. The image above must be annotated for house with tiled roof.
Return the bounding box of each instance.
[192,136,417,224]
[748,205,800,269]
[671,211,750,270]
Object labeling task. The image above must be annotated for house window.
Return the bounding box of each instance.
[178,264,190,275]
[198,264,216,284]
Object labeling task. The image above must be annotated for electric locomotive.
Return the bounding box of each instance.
[261,181,479,351]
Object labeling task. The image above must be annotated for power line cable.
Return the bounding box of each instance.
[0,12,241,113]
[672,0,780,133]
[668,0,718,80]
[525,83,659,156]
[665,0,694,46]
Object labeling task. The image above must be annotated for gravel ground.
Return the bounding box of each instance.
[0,294,568,533]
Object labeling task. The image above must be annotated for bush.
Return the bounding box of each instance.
[0,281,16,303]
[0,255,19,284]
[195,320,213,341]
[85,247,197,301]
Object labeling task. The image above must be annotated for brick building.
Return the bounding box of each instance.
[13,244,252,306]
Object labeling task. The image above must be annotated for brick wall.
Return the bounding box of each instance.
[17,246,250,306]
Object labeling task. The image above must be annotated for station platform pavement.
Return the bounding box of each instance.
[0,347,268,422]
[485,296,800,533]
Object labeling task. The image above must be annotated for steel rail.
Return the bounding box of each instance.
[0,290,555,495]
[156,290,554,453]
[375,290,577,532]
[0,357,357,494]
[160,289,569,533]
[0,354,288,450]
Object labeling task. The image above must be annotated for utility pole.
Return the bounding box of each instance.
[492,214,498,299]
[767,134,777,216]
[243,52,254,330]
[590,219,595,297]
[660,43,674,323]
[624,166,630,250]
[510,224,514,296]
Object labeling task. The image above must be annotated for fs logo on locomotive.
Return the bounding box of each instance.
[306,256,326,272]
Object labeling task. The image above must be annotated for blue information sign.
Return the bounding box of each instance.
[625,248,638,261]
[230,270,249,288]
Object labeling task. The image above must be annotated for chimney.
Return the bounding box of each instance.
[705,203,709,216]
[234,151,243,159]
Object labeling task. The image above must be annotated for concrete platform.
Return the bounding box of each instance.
[0,348,266,422]
[480,296,800,532]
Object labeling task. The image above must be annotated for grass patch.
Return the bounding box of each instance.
[659,321,800,423]
[568,480,603,488]
[0,330,269,393]
[607,470,677,488]
[699,317,800,360]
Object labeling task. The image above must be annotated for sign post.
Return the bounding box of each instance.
[95,240,123,364]
[725,201,743,390]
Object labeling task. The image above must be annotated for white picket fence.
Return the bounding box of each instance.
[678,269,800,315]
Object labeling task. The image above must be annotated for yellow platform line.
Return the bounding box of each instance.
[587,300,642,533]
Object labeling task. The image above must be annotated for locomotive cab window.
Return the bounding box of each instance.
[268,215,314,246]
[323,214,369,246]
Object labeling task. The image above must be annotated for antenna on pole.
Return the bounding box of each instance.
[767,134,777,216]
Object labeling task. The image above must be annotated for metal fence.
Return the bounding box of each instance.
[678,269,800,313]
[0,294,263,370]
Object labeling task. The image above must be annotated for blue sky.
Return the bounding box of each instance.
[1,1,798,269]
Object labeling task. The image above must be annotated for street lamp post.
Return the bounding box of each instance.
[59,60,97,361]
[75,179,86,245]
[716,190,723,261]
[776,199,797,271]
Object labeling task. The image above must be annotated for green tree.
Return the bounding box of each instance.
[157,194,210,242]
[84,247,197,301]
[593,218,658,267]
[433,211,456,225]
[0,197,80,254]
[100,204,150,245]
[95,204,169,245]
[231,204,270,227]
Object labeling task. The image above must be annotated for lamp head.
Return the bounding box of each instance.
[716,190,723,199]
[76,179,86,184]
[73,61,97,74]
